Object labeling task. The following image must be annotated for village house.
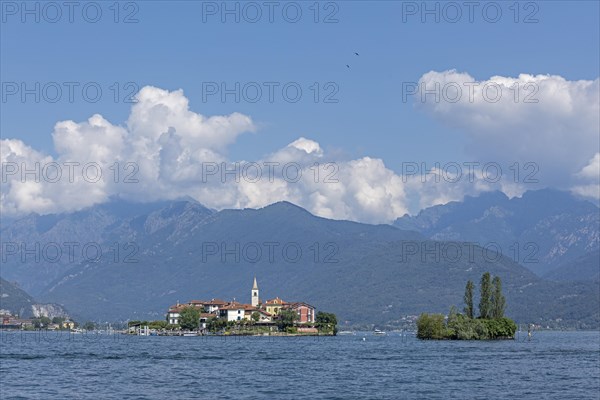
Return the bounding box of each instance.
[62,320,76,330]
[264,297,288,316]
[219,302,246,322]
[165,278,315,327]
[166,303,214,329]
[166,304,184,325]
[249,308,273,323]
[0,310,33,330]
[204,299,227,313]
[285,302,316,323]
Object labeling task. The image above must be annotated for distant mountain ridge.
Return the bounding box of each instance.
[544,250,600,282]
[394,189,599,276]
[0,190,598,327]
[0,197,211,295]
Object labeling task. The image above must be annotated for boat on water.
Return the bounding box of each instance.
[373,329,386,335]
[182,332,198,337]
[337,331,355,335]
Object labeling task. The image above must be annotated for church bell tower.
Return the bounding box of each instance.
[251,277,259,307]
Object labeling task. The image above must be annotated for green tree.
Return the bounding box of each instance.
[316,311,337,326]
[448,305,459,323]
[416,313,449,339]
[277,309,298,331]
[491,276,506,319]
[479,272,492,319]
[251,311,260,322]
[39,316,51,327]
[448,313,477,340]
[446,306,459,338]
[207,317,227,333]
[484,317,516,338]
[463,280,475,318]
[316,311,338,335]
[179,306,200,331]
[148,320,168,330]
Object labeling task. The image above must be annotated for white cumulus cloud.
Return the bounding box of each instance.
[572,153,600,200]
[1,86,410,223]
[415,70,599,195]
[3,76,597,224]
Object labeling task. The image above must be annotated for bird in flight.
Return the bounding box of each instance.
[347,52,359,68]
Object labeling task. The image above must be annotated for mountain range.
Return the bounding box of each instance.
[394,189,599,276]
[0,189,598,328]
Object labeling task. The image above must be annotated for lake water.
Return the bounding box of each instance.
[1,331,598,399]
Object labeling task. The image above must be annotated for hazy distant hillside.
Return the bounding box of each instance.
[0,278,68,319]
[2,193,598,328]
[394,189,599,276]
[544,250,600,282]
[333,241,598,328]
[0,278,35,317]
[0,197,211,296]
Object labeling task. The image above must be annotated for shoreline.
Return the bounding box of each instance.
[131,332,337,337]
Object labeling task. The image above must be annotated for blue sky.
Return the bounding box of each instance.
[1,1,599,220]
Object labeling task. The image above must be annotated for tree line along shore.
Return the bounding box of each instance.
[127,310,338,336]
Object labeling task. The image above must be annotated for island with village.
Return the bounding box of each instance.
[129,277,338,336]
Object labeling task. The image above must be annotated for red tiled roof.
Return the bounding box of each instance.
[284,302,315,310]
[240,307,272,316]
[221,302,252,310]
[205,299,227,305]
[168,304,187,312]
[264,297,288,305]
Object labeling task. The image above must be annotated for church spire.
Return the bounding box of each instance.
[251,277,259,307]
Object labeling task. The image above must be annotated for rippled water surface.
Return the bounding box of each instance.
[1,331,598,399]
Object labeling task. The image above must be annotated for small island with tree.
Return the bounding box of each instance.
[417,272,517,340]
